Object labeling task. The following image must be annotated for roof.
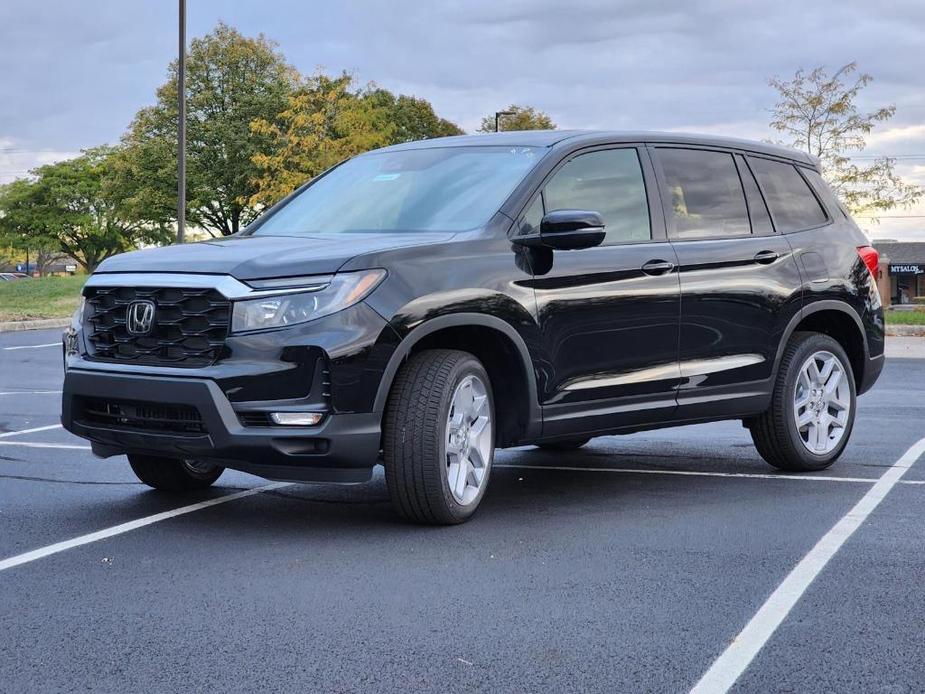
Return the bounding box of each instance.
[873,241,925,264]
[375,129,816,165]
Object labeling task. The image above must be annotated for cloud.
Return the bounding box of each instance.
[2,0,923,236]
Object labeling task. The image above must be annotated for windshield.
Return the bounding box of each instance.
[250,145,543,236]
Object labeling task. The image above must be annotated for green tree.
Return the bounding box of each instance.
[0,179,62,275]
[367,90,464,142]
[5,148,170,272]
[769,62,922,218]
[477,105,556,133]
[251,73,464,206]
[115,23,298,236]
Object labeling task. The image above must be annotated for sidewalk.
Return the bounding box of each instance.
[0,317,71,333]
[886,336,925,359]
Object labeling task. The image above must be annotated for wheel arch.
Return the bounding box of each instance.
[774,301,869,390]
[373,313,542,446]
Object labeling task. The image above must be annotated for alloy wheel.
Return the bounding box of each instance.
[793,350,851,454]
[445,374,493,506]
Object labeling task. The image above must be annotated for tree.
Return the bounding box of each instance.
[769,62,922,218]
[250,73,464,206]
[371,91,464,143]
[115,23,298,236]
[17,148,170,272]
[477,105,556,133]
[0,179,57,274]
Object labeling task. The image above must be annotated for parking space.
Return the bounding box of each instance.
[1,328,923,692]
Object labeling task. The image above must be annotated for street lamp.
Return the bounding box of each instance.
[494,111,515,133]
[177,0,186,244]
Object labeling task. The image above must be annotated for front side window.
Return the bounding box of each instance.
[250,146,543,236]
[543,148,651,244]
[748,157,829,232]
[657,148,750,239]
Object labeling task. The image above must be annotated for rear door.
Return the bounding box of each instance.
[650,146,803,417]
[523,145,681,437]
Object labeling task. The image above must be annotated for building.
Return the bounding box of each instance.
[873,240,925,307]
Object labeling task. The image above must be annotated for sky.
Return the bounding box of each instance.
[1,0,924,240]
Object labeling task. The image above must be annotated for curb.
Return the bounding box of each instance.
[886,325,925,338]
[0,317,71,333]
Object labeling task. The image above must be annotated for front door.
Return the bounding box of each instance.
[523,146,681,437]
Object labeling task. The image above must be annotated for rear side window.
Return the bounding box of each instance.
[656,148,750,239]
[748,157,828,232]
[735,155,774,235]
[544,148,651,244]
[801,168,848,220]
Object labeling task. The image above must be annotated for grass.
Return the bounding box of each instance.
[885,308,925,325]
[0,275,87,321]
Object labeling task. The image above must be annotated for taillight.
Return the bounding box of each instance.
[857,246,879,279]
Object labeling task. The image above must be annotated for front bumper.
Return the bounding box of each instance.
[62,369,381,484]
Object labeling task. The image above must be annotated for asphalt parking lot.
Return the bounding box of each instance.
[1,328,923,693]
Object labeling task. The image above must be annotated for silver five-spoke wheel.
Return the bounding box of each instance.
[793,350,851,454]
[445,374,492,506]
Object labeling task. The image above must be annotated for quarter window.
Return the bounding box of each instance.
[544,149,651,244]
[657,148,750,239]
[748,157,829,232]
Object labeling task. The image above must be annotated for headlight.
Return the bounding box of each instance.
[231,269,386,333]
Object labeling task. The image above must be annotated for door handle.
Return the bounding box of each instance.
[641,259,675,275]
[754,250,779,265]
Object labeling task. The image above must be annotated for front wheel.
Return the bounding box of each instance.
[128,454,224,491]
[383,349,495,525]
[749,332,856,471]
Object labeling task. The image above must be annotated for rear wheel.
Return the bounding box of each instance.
[536,438,592,452]
[383,349,495,525]
[749,332,856,471]
[128,454,224,491]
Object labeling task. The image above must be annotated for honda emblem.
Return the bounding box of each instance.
[126,300,156,336]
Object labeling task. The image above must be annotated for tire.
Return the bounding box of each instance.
[383,349,495,525]
[749,331,857,472]
[128,454,224,491]
[536,438,592,452]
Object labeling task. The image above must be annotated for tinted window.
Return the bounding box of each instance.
[657,148,750,239]
[251,146,542,236]
[518,195,544,236]
[544,149,650,244]
[736,155,774,235]
[748,158,828,232]
[801,168,847,220]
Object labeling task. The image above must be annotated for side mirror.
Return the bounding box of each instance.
[514,209,605,250]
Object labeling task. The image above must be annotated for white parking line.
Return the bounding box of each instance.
[0,390,62,396]
[0,482,292,572]
[495,463,878,484]
[2,342,60,350]
[689,435,925,694]
[0,424,62,439]
[0,441,90,450]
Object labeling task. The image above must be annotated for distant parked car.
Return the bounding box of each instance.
[0,272,26,281]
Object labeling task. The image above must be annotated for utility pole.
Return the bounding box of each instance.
[494,110,515,132]
[177,0,186,244]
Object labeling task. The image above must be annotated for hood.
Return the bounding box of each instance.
[94,232,454,280]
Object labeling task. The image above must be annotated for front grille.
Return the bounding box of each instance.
[76,397,207,435]
[84,286,230,368]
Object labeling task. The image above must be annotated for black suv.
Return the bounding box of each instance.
[62,131,884,524]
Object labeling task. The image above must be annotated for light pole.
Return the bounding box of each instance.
[177,0,186,244]
[494,110,515,133]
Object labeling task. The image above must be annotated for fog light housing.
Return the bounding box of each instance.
[269,412,324,426]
